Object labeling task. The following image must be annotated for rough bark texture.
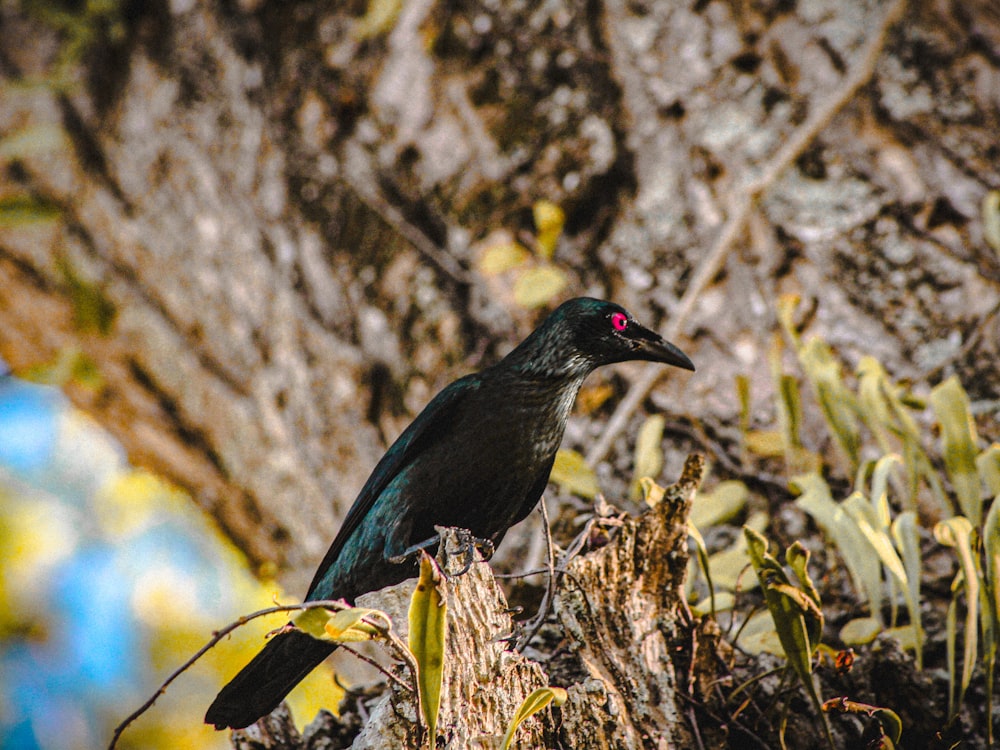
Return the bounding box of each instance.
[552,454,704,749]
[2,1,999,587]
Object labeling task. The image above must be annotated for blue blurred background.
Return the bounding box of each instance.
[0,370,337,749]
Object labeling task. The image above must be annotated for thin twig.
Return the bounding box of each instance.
[339,642,415,693]
[586,0,908,466]
[516,498,558,651]
[107,599,398,750]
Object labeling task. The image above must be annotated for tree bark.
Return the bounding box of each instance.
[2,1,998,585]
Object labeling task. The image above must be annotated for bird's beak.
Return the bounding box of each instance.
[632,327,696,371]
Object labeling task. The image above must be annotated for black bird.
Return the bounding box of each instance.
[205,297,694,730]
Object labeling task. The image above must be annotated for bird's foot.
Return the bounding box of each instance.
[387,534,441,564]
[449,529,494,577]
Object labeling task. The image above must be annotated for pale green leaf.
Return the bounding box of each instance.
[744,429,785,457]
[354,0,404,39]
[793,474,882,616]
[324,608,382,642]
[630,414,665,500]
[408,553,447,740]
[532,200,565,260]
[930,376,982,524]
[501,686,568,750]
[891,511,924,667]
[478,241,532,275]
[692,591,735,616]
[797,337,861,471]
[513,264,568,309]
[984,497,1000,745]
[707,511,767,591]
[840,616,883,646]
[985,498,1000,633]
[638,477,665,508]
[977,444,1000,497]
[294,607,333,639]
[934,516,979,716]
[776,293,802,347]
[736,609,786,656]
[550,449,600,499]
[691,480,749,529]
[883,624,920,652]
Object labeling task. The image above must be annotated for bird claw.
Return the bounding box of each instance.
[448,529,494,577]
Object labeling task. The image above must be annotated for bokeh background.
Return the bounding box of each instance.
[0,370,337,750]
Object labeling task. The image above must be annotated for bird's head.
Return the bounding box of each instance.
[506,298,695,378]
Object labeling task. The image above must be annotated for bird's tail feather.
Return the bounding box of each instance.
[205,628,337,730]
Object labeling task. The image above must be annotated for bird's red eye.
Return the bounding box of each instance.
[611,312,628,332]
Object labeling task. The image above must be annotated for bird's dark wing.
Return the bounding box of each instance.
[305,374,480,599]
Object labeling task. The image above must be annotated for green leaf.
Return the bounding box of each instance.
[856,356,949,515]
[930,376,982,524]
[874,707,903,745]
[743,528,816,666]
[408,553,447,742]
[501,686,567,750]
[354,0,404,39]
[0,194,61,227]
[976,444,1000,497]
[324,608,382,642]
[982,497,1000,745]
[293,606,384,643]
[687,521,715,618]
[736,374,751,441]
[630,414,665,500]
[638,477,665,508]
[513,264,568,309]
[478,241,532,275]
[891,511,924,667]
[797,337,861,471]
[294,607,333,639]
[934,516,979,717]
[776,293,803,347]
[690,480,749,529]
[550,449,600,499]
[57,255,117,335]
[707,511,767,592]
[794,474,882,617]
[744,527,834,747]
[532,200,565,260]
[840,616,882,645]
[744,429,785,457]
